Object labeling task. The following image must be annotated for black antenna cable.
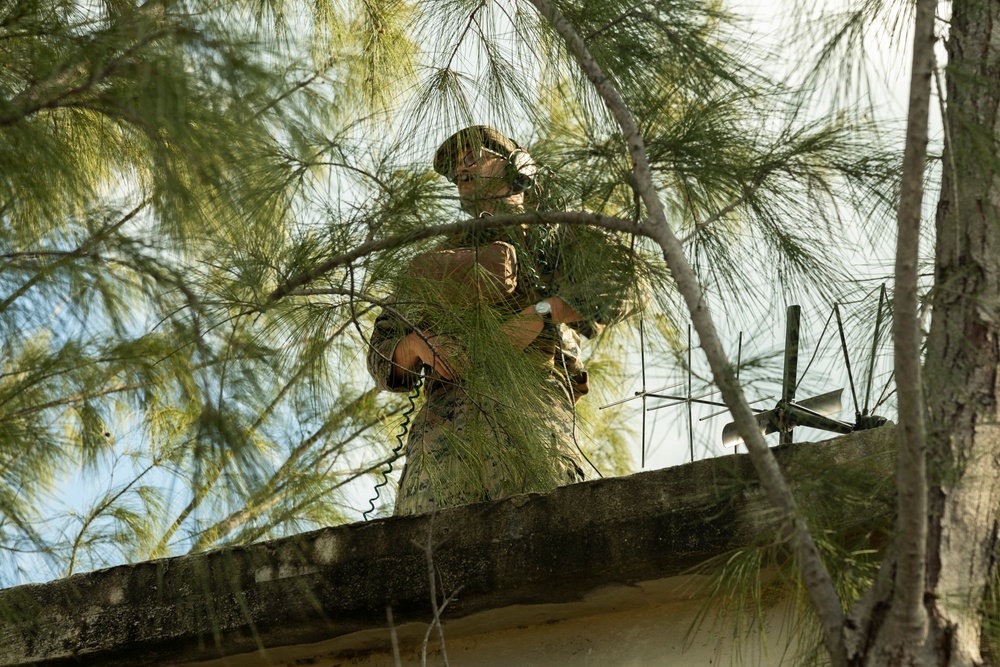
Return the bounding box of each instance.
[363,378,423,520]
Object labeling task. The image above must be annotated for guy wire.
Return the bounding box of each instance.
[363,378,423,520]
[795,307,834,392]
[834,304,861,416]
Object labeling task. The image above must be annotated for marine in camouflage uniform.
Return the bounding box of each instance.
[366,126,624,516]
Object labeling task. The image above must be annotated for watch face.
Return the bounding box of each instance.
[535,300,552,317]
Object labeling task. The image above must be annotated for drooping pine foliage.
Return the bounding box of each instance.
[0,0,898,588]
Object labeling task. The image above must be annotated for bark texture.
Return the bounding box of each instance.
[846,0,1000,667]
[890,0,935,644]
[922,0,1000,662]
[849,1,1000,664]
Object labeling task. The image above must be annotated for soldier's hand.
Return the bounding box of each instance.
[394,331,466,381]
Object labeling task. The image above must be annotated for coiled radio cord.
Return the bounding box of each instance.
[363,377,422,520]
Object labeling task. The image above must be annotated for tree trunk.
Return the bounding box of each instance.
[847,0,1000,665]
[922,0,1000,662]
[850,1,1000,664]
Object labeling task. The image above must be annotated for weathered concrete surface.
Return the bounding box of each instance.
[181,576,800,667]
[0,427,894,666]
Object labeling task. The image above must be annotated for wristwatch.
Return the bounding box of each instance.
[534,299,553,321]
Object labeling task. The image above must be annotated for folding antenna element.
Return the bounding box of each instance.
[598,315,662,468]
[835,286,892,431]
[687,324,694,462]
[604,301,892,461]
[599,321,716,466]
[722,305,852,447]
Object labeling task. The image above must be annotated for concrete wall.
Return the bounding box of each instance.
[182,575,804,667]
[0,427,893,667]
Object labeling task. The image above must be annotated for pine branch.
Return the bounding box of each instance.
[209,452,400,549]
[445,1,487,72]
[188,407,390,553]
[680,170,772,245]
[265,211,641,303]
[0,5,173,127]
[1,382,148,420]
[524,1,848,663]
[66,459,159,576]
[153,313,371,556]
[0,199,149,314]
[887,0,934,642]
[252,72,322,119]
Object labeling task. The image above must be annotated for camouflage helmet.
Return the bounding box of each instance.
[433,125,521,181]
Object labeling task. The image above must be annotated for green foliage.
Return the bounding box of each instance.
[0,0,901,591]
[689,443,895,666]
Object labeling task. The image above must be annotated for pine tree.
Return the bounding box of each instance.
[0,0,411,579]
[1,5,913,649]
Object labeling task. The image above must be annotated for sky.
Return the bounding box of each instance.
[592,0,932,472]
[5,0,946,585]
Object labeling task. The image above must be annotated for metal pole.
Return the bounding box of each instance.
[640,316,647,468]
[688,324,694,463]
[834,304,861,418]
[863,285,887,416]
[780,305,801,446]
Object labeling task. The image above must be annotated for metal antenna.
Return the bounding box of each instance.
[640,316,647,468]
[872,291,896,413]
[687,324,694,463]
[723,305,851,447]
[702,396,773,421]
[603,300,891,464]
[834,303,861,419]
[863,284,887,416]
[737,331,743,381]
[735,331,743,453]
[601,381,684,409]
[780,305,801,446]
[646,391,728,410]
[873,370,897,413]
[601,318,670,467]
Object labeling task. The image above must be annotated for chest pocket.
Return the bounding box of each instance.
[407,241,518,304]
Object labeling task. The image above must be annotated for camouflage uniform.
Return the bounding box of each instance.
[367,223,621,516]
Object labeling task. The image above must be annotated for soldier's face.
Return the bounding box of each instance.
[454,146,510,204]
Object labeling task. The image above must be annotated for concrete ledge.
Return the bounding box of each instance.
[0,427,895,666]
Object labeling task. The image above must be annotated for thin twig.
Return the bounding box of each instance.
[445,1,487,72]
[386,604,402,667]
[932,54,960,235]
[414,514,460,667]
[190,445,393,552]
[253,72,321,119]
[585,4,644,42]
[0,199,150,313]
[679,172,772,245]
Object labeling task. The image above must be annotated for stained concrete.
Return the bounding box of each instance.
[0,426,894,666]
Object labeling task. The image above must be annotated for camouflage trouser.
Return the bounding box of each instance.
[393,375,585,516]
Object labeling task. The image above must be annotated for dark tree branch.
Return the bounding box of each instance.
[887,0,934,642]
[524,1,848,664]
[265,211,641,304]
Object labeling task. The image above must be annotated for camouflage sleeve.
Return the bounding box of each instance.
[551,225,631,339]
[366,310,423,392]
